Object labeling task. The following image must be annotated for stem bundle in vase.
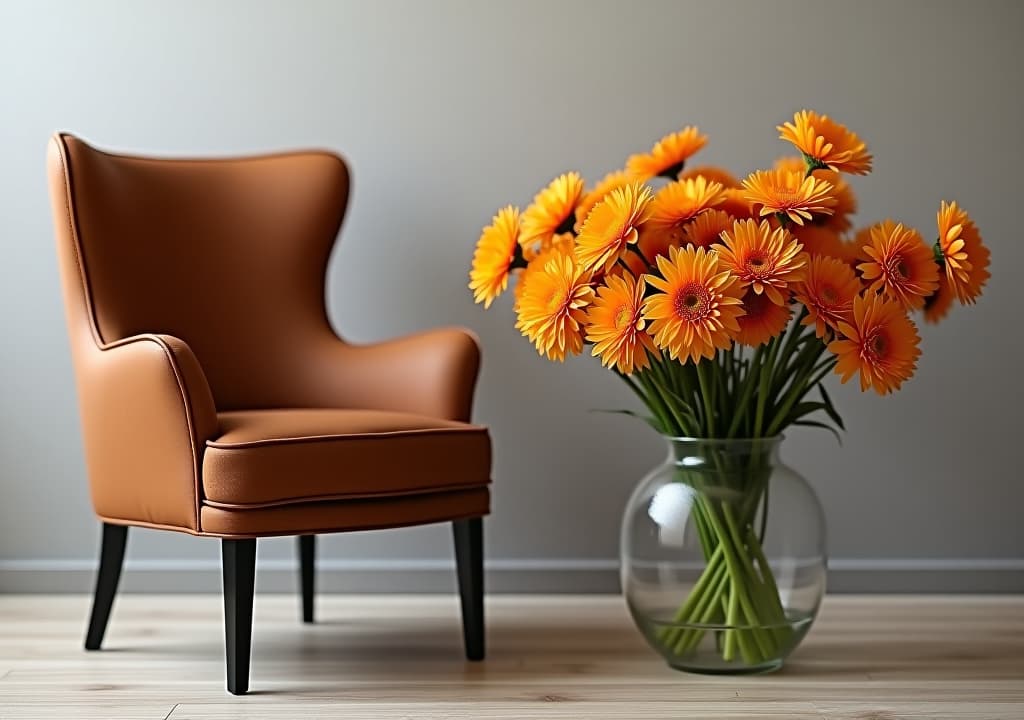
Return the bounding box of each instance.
[468,111,990,666]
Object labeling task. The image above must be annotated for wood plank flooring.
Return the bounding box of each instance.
[0,595,1021,719]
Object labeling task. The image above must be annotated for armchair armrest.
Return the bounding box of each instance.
[78,334,218,531]
[315,327,481,422]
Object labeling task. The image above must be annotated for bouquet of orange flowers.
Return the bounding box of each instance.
[468,111,989,666]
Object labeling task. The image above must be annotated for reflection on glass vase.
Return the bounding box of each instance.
[620,436,826,674]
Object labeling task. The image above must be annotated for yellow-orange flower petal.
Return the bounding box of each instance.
[520,172,584,260]
[639,176,726,252]
[779,110,873,175]
[858,220,939,310]
[575,170,632,229]
[585,273,658,374]
[742,169,836,226]
[794,255,861,338]
[713,219,806,305]
[736,288,792,347]
[791,224,854,265]
[626,126,708,180]
[641,246,745,364]
[829,293,921,396]
[683,209,734,249]
[936,201,991,304]
[575,183,654,274]
[469,205,521,308]
[514,249,594,362]
[923,275,955,324]
[680,165,741,189]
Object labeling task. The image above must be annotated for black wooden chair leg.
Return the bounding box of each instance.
[222,538,257,695]
[298,535,315,623]
[452,517,484,660]
[84,523,128,651]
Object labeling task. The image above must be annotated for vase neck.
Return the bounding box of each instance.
[662,436,783,466]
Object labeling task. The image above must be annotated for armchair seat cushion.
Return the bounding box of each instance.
[202,409,491,509]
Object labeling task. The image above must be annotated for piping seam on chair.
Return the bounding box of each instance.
[201,479,493,510]
[206,425,488,449]
[56,136,205,532]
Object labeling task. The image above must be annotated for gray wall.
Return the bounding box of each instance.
[1,0,1021,594]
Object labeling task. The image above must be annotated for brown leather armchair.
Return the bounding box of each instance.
[46,134,491,695]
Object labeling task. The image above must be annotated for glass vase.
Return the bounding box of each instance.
[620,436,826,674]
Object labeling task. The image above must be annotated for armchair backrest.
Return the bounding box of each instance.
[48,134,350,411]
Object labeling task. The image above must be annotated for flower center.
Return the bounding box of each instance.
[866,329,889,360]
[544,288,569,315]
[613,303,633,330]
[674,282,711,320]
[820,285,839,304]
[886,255,909,281]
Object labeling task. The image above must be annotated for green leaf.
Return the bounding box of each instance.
[818,383,846,431]
[590,408,666,434]
[786,401,828,424]
[792,419,843,445]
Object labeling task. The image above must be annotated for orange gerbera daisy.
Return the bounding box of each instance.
[923,275,955,324]
[515,249,594,362]
[680,165,741,188]
[858,220,939,310]
[469,205,521,308]
[829,293,921,396]
[575,183,654,273]
[794,255,861,338]
[642,246,745,364]
[736,288,792,347]
[626,126,708,180]
[792,224,848,263]
[575,170,632,229]
[773,159,855,233]
[714,219,806,305]
[778,110,873,175]
[682,209,734,249]
[936,201,991,304]
[585,274,658,374]
[718,187,756,219]
[742,169,836,226]
[639,176,726,250]
[520,172,584,259]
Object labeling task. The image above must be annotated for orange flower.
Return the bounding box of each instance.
[575,170,632,229]
[642,246,745,363]
[714,219,806,305]
[515,249,594,362]
[575,183,654,273]
[858,220,939,310]
[794,255,861,338]
[936,201,990,304]
[682,209,734,249]
[680,165,741,188]
[736,289,792,347]
[626,126,708,180]
[742,169,836,226]
[718,187,756,219]
[778,110,873,175]
[520,172,584,259]
[585,274,658,374]
[469,205,521,308]
[829,293,921,395]
[639,176,726,251]
[773,155,808,175]
[923,275,955,324]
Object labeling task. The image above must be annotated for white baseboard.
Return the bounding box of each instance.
[0,557,1021,594]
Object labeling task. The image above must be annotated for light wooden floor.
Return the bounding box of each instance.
[0,595,1021,719]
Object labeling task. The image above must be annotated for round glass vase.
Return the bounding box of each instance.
[620,436,826,674]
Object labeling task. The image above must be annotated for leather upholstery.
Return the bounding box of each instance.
[203,409,491,508]
[47,134,490,537]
